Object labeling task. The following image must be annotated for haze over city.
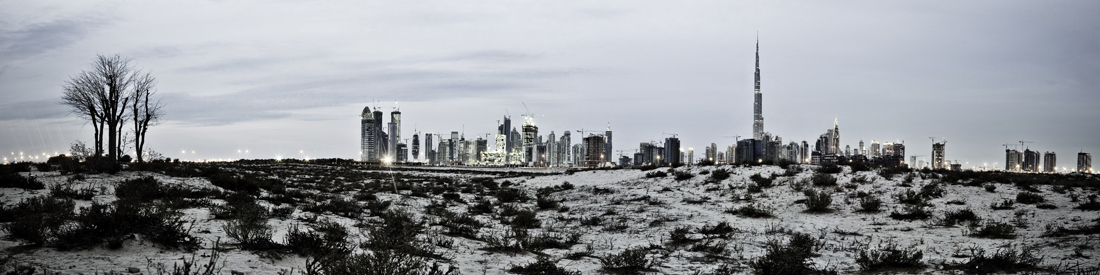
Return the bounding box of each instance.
[2,1,1098,169]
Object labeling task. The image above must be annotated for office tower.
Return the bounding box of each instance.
[584,135,605,168]
[845,145,851,157]
[396,144,407,162]
[449,131,459,162]
[605,124,613,166]
[1079,152,1092,173]
[932,142,946,169]
[522,119,538,166]
[561,131,572,166]
[1043,152,1057,173]
[411,132,419,160]
[387,122,398,161]
[737,139,760,164]
[664,137,681,166]
[502,116,512,155]
[437,139,450,165]
[871,140,881,159]
[688,148,694,166]
[1023,149,1041,172]
[1006,149,1022,171]
[425,133,434,164]
[753,39,764,140]
[360,106,375,162]
[859,140,865,156]
[831,118,840,155]
[801,141,810,163]
[373,109,384,160]
[390,110,401,159]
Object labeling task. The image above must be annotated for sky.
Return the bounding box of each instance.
[1,0,1099,169]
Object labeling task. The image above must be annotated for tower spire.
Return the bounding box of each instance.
[752,35,764,140]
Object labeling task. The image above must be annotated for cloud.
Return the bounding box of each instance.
[0,18,101,66]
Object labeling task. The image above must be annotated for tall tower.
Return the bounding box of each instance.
[605,123,613,166]
[361,106,375,162]
[411,131,419,161]
[752,38,764,140]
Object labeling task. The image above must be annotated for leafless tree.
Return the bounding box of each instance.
[130,72,163,163]
[60,54,164,167]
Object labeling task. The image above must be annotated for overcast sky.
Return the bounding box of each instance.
[2,1,1098,169]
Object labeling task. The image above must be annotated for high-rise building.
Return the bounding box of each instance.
[360,106,375,162]
[500,116,512,162]
[1078,152,1092,173]
[830,118,840,155]
[373,109,384,160]
[932,142,946,170]
[425,133,434,165]
[1023,149,1041,172]
[1043,152,1057,173]
[390,110,401,159]
[411,132,419,161]
[450,131,459,162]
[687,148,694,166]
[664,137,681,166]
[605,123,613,166]
[753,39,764,140]
[859,140,865,156]
[396,143,407,163]
[387,122,398,161]
[584,135,606,168]
[1006,149,1022,171]
[737,139,760,164]
[870,140,881,159]
[522,118,538,166]
[437,139,449,165]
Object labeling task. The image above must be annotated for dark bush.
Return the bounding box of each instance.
[0,173,45,189]
[984,183,997,192]
[50,183,95,200]
[0,196,74,245]
[750,173,775,188]
[803,189,832,213]
[1015,192,1045,204]
[668,226,695,245]
[856,242,925,271]
[749,232,835,275]
[816,163,842,174]
[437,210,483,239]
[1076,195,1100,211]
[990,199,1015,210]
[948,245,1042,274]
[362,209,436,258]
[709,169,731,182]
[284,220,350,257]
[970,221,1016,239]
[698,221,737,238]
[673,170,695,181]
[467,198,493,215]
[858,195,882,212]
[730,204,774,218]
[495,188,529,203]
[894,189,926,206]
[811,173,837,187]
[645,171,668,178]
[940,208,980,226]
[536,194,559,210]
[509,257,580,275]
[600,246,653,274]
[889,205,931,220]
[510,209,541,229]
[223,205,275,249]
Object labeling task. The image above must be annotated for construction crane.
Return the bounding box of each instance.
[521,102,543,123]
[1002,143,1017,150]
[662,132,678,138]
[1019,140,1033,150]
[929,137,946,145]
[722,135,741,142]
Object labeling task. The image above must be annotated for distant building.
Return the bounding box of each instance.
[1006,149,1022,171]
[425,133,434,165]
[620,155,631,167]
[687,148,694,166]
[664,137,681,166]
[390,110,401,160]
[584,135,606,168]
[737,139,761,164]
[1043,152,1057,173]
[396,143,408,162]
[1023,149,1041,172]
[870,140,881,159]
[360,106,376,162]
[411,132,419,161]
[605,124,613,166]
[932,142,946,170]
[1079,152,1092,173]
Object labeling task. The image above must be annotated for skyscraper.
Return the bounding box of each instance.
[1078,152,1092,173]
[411,132,419,161]
[373,109,385,159]
[932,141,946,170]
[360,106,375,162]
[390,110,401,160]
[605,123,613,166]
[1023,149,1041,172]
[522,118,538,166]
[1043,152,1057,173]
[1006,149,1022,171]
[752,39,764,140]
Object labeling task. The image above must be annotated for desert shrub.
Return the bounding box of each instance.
[0,196,74,245]
[856,242,925,271]
[803,189,832,213]
[495,188,529,203]
[53,199,198,250]
[894,189,926,206]
[816,163,842,174]
[223,205,275,249]
[600,246,653,274]
[367,200,393,216]
[306,197,361,218]
[1015,192,1045,204]
[673,170,695,181]
[1036,203,1057,209]
[970,221,1016,239]
[698,221,737,238]
[523,230,581,251]
[811,173,837,187]
[940,208,980,226]
[990,199,1015,210]
[305,249,455,275]
[49,183,95,200]
[730,204,774,218]
[747,184,762,193]
[441,192,463,203]
[1076,195,1100,211]
[709,169,731,182]
[363,209,436,258]
[271,205,295,219]
[749,232,835,275]
[211,193,269,220]
[750,173,775,188]
[889,205,931,221]
[948,245,1042,274]
[467,198,493,215]
[536,194,559,210]
[858,195,882,212]
[919,183,944,199]
[509,257,580,275]
[668,226,696,245]
[509,209,541,229]
[437,211,483,239]
[984,183,997,192]
[688,239,728,255]
[645,171,668,178]
[206,170,283,195]
[0,173,45,189]
[580,215,603,226]
[284,220,350,257]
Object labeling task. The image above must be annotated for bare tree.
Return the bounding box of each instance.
[130,72,163,163]
[61,54,167,169]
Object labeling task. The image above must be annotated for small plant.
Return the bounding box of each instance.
[509,257,580,275]
[645,171,668,178]
[749,232,834,275]
[983,183,997,192]
[668,226,696,246]
[222,209,274,249]
[889,205,931,220]
[749,173,775,188]
[673,170,695,181]
[816,163,842,174]
[509,209,541,229]
[729,204,774,218]
[811,173,837,186]
[709,169,731,182]
[1015,192,1045,204]
[0,173,45,189]
[990,199,1015,210]
[970,221,1016,239]
[803,189,833,213]
[856,242,925,271]
[947,245,1042,274]
[895,189,926,205]
[495,188,529,203]
[600,246,653,274]
[1076,194,1100,211]
[698,221,737,238]
[858,195,882,212]
[536,194,559,210]
[940,208,981,226]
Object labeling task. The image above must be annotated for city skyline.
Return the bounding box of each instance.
[2,1,1099,169]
